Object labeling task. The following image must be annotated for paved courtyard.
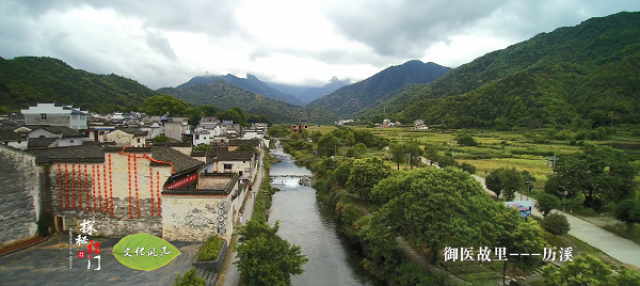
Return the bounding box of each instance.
[0,235,202,286]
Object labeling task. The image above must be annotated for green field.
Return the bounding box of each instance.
[309,125,640,188]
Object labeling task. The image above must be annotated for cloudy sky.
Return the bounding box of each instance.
[1,0,639,89]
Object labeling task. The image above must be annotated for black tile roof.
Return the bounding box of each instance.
[0,129,24,141]
[27,145,204,174]
[227,139,261,146]
[28,137,59,148]
[26,144,105,164]
[162,174,240,196]
[202,147,255,162]
[116,128,148,136]
[28,125,85,138]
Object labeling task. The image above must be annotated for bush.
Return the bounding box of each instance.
[174,269,205,286]
[196,236,223,261]
[153,134,171,143]
[458,162,476,174]
[574,132,586,140]
[455,133,478,147]
[543,213,571,236]
[569,139,577,146]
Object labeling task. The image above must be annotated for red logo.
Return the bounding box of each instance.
[78,251,85,258]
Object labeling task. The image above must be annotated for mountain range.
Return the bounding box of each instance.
[266,77,352,104]
[0,56,161,114]
[177,74,306,106]
[363,11,640,129]
[158,80,337,124]
[306,60,451,116]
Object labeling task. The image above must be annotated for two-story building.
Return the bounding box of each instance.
[21,103,89,130]
[162,117,191,141]
[199,117,221,130]
[193,147,256,181]
[290,124,308,134]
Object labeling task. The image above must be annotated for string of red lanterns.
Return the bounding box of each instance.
[109,154,114,218]
[57,164,62,209]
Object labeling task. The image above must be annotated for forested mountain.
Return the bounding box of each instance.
[0,56,161,113]
[158,80,336,124]
[370,11,640,129]
[306,60,451,116]
[177,74,305,106]
[266,77,352,104]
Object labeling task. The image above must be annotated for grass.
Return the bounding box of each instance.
[308,125,337,134]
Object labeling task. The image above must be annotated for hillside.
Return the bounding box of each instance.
[177,74,305,106]
[0,56,161,114]
[266,77,352,104]
[158,80,336,124]
[372,11,640,129]
[306,60,451,116]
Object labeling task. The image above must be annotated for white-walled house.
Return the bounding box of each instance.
[0,130,28,150]
[21,103,89,130]
[194,147,257,181]
[27,126,85,147]
[192,127,216,146]
[140,122,163,140]
[106,128,148,147]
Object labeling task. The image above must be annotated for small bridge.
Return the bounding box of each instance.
[269,174,313,178]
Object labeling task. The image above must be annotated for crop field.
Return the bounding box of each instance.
[309,125,640,186]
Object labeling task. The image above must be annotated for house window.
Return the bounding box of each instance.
[40,114,47,120]
[18,141,22,144]
[224,164,232,171]
[137,138,141,143]
[239,171,243,176]
[70,140,74,143]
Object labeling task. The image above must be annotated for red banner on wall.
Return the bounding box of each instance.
[165,173,198,189]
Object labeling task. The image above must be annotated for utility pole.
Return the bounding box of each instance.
[342,140,346,160]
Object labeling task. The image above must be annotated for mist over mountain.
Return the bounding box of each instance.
[266,77,353,104]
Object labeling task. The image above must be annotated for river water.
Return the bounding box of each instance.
[268,147,376,286]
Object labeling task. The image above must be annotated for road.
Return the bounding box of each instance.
[222,149,264,286]
[420,157,640,268]
[471,174,640,269]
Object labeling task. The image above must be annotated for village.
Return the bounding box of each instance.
[0,103,270,247]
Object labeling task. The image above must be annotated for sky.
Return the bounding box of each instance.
[1,0,639,90]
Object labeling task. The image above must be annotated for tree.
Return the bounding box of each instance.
[486,169,504,199]
[542,213,571,236]
[437,154,455,168]
[543,254,617,286]
[345,157,391,201]
[234,220,308,286]
[536,193,561,217]
[153,134,170,143]
[500,167,525,201]
[422,144,439,163]
[500,220,546,285]
[545,145,639,210]
[194,144,213,153]
[317,133,342,157]
[389,143,405,170]
[614,199,640,233]
[458,162,476,174]
[335,162,352,186]
[373,167,520,264]
[142,95,190,116]
[220,109,244,126]
[455,133,478,146]
[310,130,322,143]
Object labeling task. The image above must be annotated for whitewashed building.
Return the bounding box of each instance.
[21,103,89,130]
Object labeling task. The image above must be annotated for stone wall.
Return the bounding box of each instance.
[49,153,173,237]
[0,146,40,246]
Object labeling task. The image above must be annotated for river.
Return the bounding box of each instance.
[268,147,376,286]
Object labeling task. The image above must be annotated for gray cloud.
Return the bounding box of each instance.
[1,0,640,90]
[145,31,177,60]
